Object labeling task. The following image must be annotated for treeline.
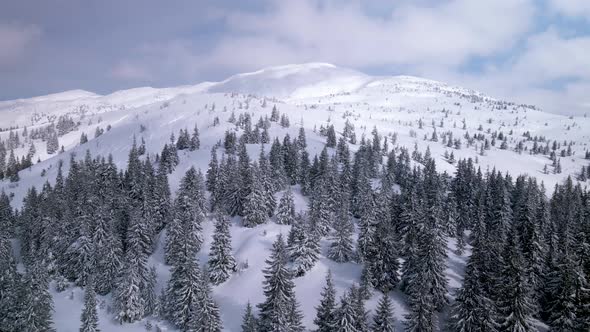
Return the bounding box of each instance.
[0,120,589,331]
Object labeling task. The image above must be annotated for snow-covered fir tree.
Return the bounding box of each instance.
[241,301,258,332]
[314,271,337,332]
[372,294,396,332]
[276,186,296,225]
[208,212,237,285]
[257,234,303,332]
[80,277,100,332]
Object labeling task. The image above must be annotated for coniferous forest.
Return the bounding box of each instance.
[1,114,590,332]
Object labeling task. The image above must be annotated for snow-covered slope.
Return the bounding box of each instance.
[209,62,370,98]
[2,62,589,214]
[1,63,589,331]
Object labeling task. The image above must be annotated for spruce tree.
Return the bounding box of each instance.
[80,277,100,332]
[208,212,237,285]
[257,234,303,332]
[289,219,320,277]
[328,204,355,263]
[166,255,203,330]
[326,125,337,147]
[357,200,377,263]
[359,264,373,300]
[241,301,258,332]
[404,283,436,332]
[191,268,223,332]
[114,248,146,323]
[276,187,296,225]
[243,164,267,227]
[165,167,205,265]
[258,145,277,216]
[448,216,497,332]
[0,232,20,331]
[497,228,536,332]
[190,124,200,151]
[18,260,55,331]
[314,271,337,332]
[93,204,122,295]
[332,290,359,332]
[351,285,369,332]
[372,294,396,332]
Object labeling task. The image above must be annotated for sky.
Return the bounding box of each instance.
[1,0,589,115]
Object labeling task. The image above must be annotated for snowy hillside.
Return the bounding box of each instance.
[1,63,589,332]
[2,63,588,190]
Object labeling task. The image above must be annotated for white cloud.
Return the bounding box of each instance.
[0,22,41,67]
[40,0,587,116]
[511,28,590,82]
[548,0,590,20]
[110,61,152,81]
[198,0,535,71]
[421,27,590,116]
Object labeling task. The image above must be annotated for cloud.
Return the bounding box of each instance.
[511,28,590,82]
[0,22,41,67]
[420,26,590,115]
[110,62,153,81]
[196,0,535,71]
[1,0,589,116]
[548,0,590,20]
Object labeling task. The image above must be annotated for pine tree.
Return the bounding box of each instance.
[191,268,223,332]
[356,200,377,263]
[166,255,203,330]
[6,149,18,182]
[545,248,583,332]
[176,128,190,150]
[243,165,267,227]
[0,232,20,331]
[289,220,320,277]
[448,216,497,332]
[207,147,220,209]
[237,140,253,215]
[190,124,201,151]
[404,283,436,332]
[241,301,258,332]
[257,234,303,332]
[46,132,59,154]
[297,127,307,151]
[276,187,296,225]
[93,205,122,295]
[351,285,369,332]
[143,266,157,316]
[333,290,359,332]
[258,145,277,216]
[80,277,100,332]
[328,204,355,263]
[114,249,146,323]
[165,167,205,265]
[208,212,237,285]
[326,125,337,148]
[367,192,400,293]
[314,271,337,332]
[372,294,396,332]
[308,182,335,238]
[496,229,536,332]
[359,264,373,300]
[18,260,55,331]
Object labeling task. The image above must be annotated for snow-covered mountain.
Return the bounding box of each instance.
[2,62,587,187]
[0,62,512,128]
[1,63,589,331]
